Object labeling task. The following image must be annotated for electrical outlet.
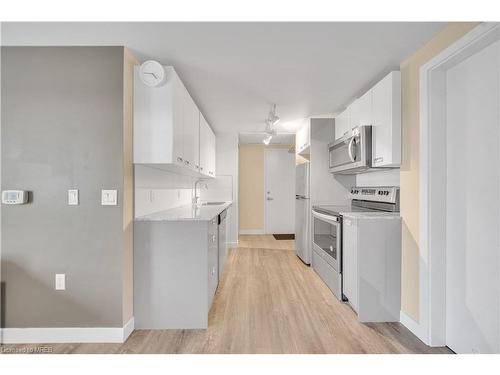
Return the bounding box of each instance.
[68,189,79,205]
[101,189,118,206]
[55,274,66,290]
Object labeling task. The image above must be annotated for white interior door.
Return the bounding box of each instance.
[445,39,500,354]
[265,149,295,234]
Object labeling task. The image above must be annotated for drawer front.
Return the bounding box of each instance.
[208,217,218,235]
[312,250,342,300]
[207,230,219,309]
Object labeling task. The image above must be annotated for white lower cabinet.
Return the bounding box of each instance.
[342,217,358,312]
[341,214,402,322]
[207,218,219,308]
[134,215,223,329]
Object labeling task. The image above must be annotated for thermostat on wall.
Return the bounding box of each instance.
[2,190,29,205]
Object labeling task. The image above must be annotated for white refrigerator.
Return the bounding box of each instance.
[295,162,311,264]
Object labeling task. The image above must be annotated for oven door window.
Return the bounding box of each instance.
[313,216,340,268]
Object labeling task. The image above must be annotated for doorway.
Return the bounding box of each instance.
[420,23,500,353]
[264,148,295,234]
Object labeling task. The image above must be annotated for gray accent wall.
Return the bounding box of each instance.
[1,46,130,328]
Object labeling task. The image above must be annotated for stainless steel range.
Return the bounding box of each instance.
[311,187,399,300]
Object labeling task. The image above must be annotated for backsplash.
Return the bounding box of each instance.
[134,165,235,218]
[135,165,195,217]
[135,188,192,217]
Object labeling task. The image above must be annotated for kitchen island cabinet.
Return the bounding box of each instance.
[134,202,231,329]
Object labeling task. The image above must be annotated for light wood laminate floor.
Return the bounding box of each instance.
[0,235,451,354]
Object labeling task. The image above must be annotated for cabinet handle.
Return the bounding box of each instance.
[195,165,200,169]
[200,167,204,171]
[177,156,183,162]
[211,234,216,242]
[184,160,190,165]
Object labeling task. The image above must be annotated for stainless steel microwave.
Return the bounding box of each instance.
[328,126,372,174]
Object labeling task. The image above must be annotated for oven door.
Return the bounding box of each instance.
[328,126,372,174]
[312,210,342,272]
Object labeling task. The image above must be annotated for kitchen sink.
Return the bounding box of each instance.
[202,201,226,206]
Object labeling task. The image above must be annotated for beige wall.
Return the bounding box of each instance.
[400,22,479,321]
[239,144,292,231]
[122,48,139,324]
[239,145,265,230]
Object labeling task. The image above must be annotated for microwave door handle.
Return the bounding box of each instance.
[347,138,356,162]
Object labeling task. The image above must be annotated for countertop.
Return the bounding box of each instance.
[135,201,232,222]
[340,211,401,219]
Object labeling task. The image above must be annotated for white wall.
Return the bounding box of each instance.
[201,132,239,246]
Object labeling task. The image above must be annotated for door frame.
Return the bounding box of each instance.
[418,22,500,346]
[263,147,294,234]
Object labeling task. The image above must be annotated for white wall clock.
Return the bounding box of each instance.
[139,60,166,87]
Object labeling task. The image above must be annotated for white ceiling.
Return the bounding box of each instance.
[2,22,446,133]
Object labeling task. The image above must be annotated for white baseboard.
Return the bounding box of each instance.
[0,317,134,344]
[239,229,265,235]
[400,311,427,344]
[122,317,135,342]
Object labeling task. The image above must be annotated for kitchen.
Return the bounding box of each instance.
[1,21,499,358]
[130,61,402,328]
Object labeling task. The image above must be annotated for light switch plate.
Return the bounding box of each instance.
[101,189,118,206]
[68,189,79,205]
[55,274,66,290]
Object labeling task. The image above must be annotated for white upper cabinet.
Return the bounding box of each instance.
[334,71,401,168]
[334,107,350,140]
[134,65,216,178]
[371,71,401,167]
[199,114,216,177]
[182,90,200,171]
[349,89,372,129]
[207,126,216,177]
[296,122,311,155]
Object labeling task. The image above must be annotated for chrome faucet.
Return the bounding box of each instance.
[193,179,208,207]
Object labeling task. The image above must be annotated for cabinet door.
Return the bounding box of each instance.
[350,90,372,129]
[335,107,350,139]
[207,219,219,309]
[172,75,185,165]
[296,124,310,153]
[199,114,209,176]
[296,126,304,152]
[342,217,358,312]
[182,90,200,170]
[207,126,216,177]
[371,71,401,167]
